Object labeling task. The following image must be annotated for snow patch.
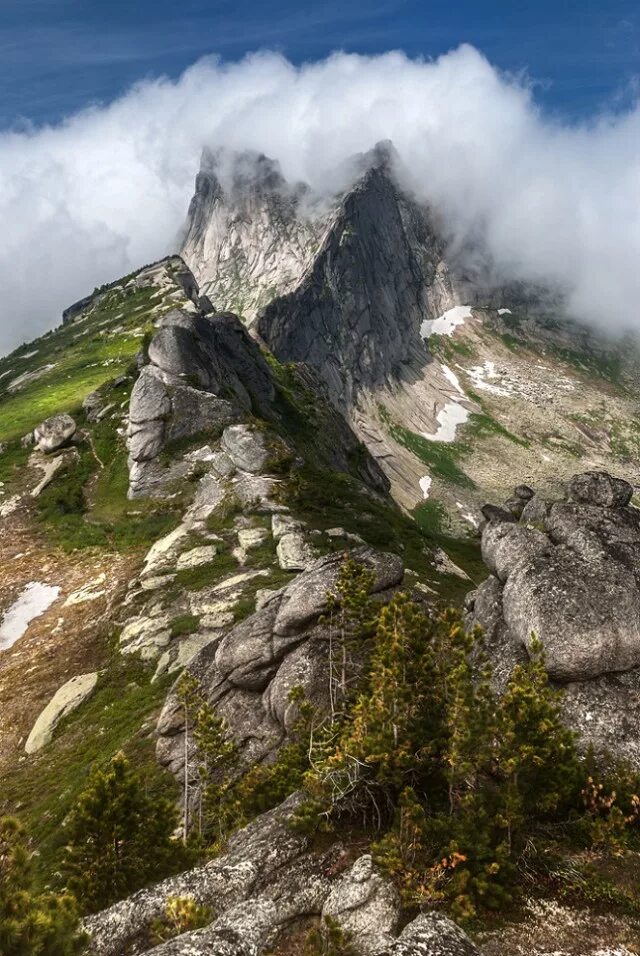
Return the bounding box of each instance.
[456,501,480,528]
[421,305,473,338]
[0,582,61,651]
[440,363,465,396]
[422,401,470,443]
[497,308,512,315]
[466,360,512,396]
[419,476,432,499]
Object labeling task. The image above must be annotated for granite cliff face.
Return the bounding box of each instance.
[466,471,640,768]
[181,148,329,322]
[256,153,455,409]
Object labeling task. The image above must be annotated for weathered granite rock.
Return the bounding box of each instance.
[568,471,633,508]
[156,547,404,781]
[33,413,77,453]
[376,912,479,956]
[271,514,304,540]
[503,547,640,680]
[142,524,192,578]
[481,522,550,583]
[467,473,640,765]
[176,545,218,571]
[25,673,98,753]
[480,504,517,525]
[83,389,106,423]
[127,309,274,497]
[119,613,172,661]
[83,793,311,956]
[321,855,400,954]
[276,532,318,571]
[221,425,273,474]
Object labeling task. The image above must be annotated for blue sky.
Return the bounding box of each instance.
[1,0,639,128]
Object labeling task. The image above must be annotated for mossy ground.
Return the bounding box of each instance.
[1,649,177,891]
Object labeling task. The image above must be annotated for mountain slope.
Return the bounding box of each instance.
[2,142,640,956]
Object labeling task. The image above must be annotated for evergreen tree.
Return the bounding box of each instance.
[0,816,84,956]
[495,636,581,851]
[63,752,182,913]
[323,554,377,719]
[176,674,238,845]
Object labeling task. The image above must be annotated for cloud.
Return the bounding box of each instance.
[1,45,639,353]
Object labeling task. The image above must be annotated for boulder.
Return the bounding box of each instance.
[33,413,76,453]
[377,912,479,955]
[321,855,400,954]
[25,673,98,754]
[142,524,192,578]
[274,547,404,637]
[221,425,273,474]
[568,471,633,508]
[237,527,269,551]
[276,532,318,571]
[467,472,640,763]
[83,389,106,422]
[157,547,404,782]
[128,367,171,424]
[480,504,516,525]
[119,614,172,662]
[503,547,640,681]
[481,522,550,583]
[176,545,218,571]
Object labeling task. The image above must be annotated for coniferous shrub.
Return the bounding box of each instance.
[297,559,590,920]
[62,751,185,913]
[0,816,84,955]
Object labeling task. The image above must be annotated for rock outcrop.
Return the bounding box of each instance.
[156,546,404,781]
[257,145,454,410]
[33,413,77,453]
[466,471,640,765]
[127,309,274,497]
[25,672,98,753]
[181,148,329,322]
[84,792,477,956]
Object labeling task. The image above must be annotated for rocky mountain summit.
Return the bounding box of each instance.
[2,143,640,956]
[181,148,329,322]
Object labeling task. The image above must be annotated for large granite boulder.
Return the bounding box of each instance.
[33,413,76,453]
[127,310,274,497]
[466,471,640,765]
[156,546,404,782]
[321,855,400,954]
[25,672,98,754]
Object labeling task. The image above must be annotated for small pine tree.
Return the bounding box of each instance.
[496,636,581,851]
[323,554,377,719]
[176,673,238,845]
[303,916,358,956]
[63,752,183,913]
[149,896,212,945]
[0,816,84,956]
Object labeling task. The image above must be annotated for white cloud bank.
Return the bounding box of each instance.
[1,45,640,353]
